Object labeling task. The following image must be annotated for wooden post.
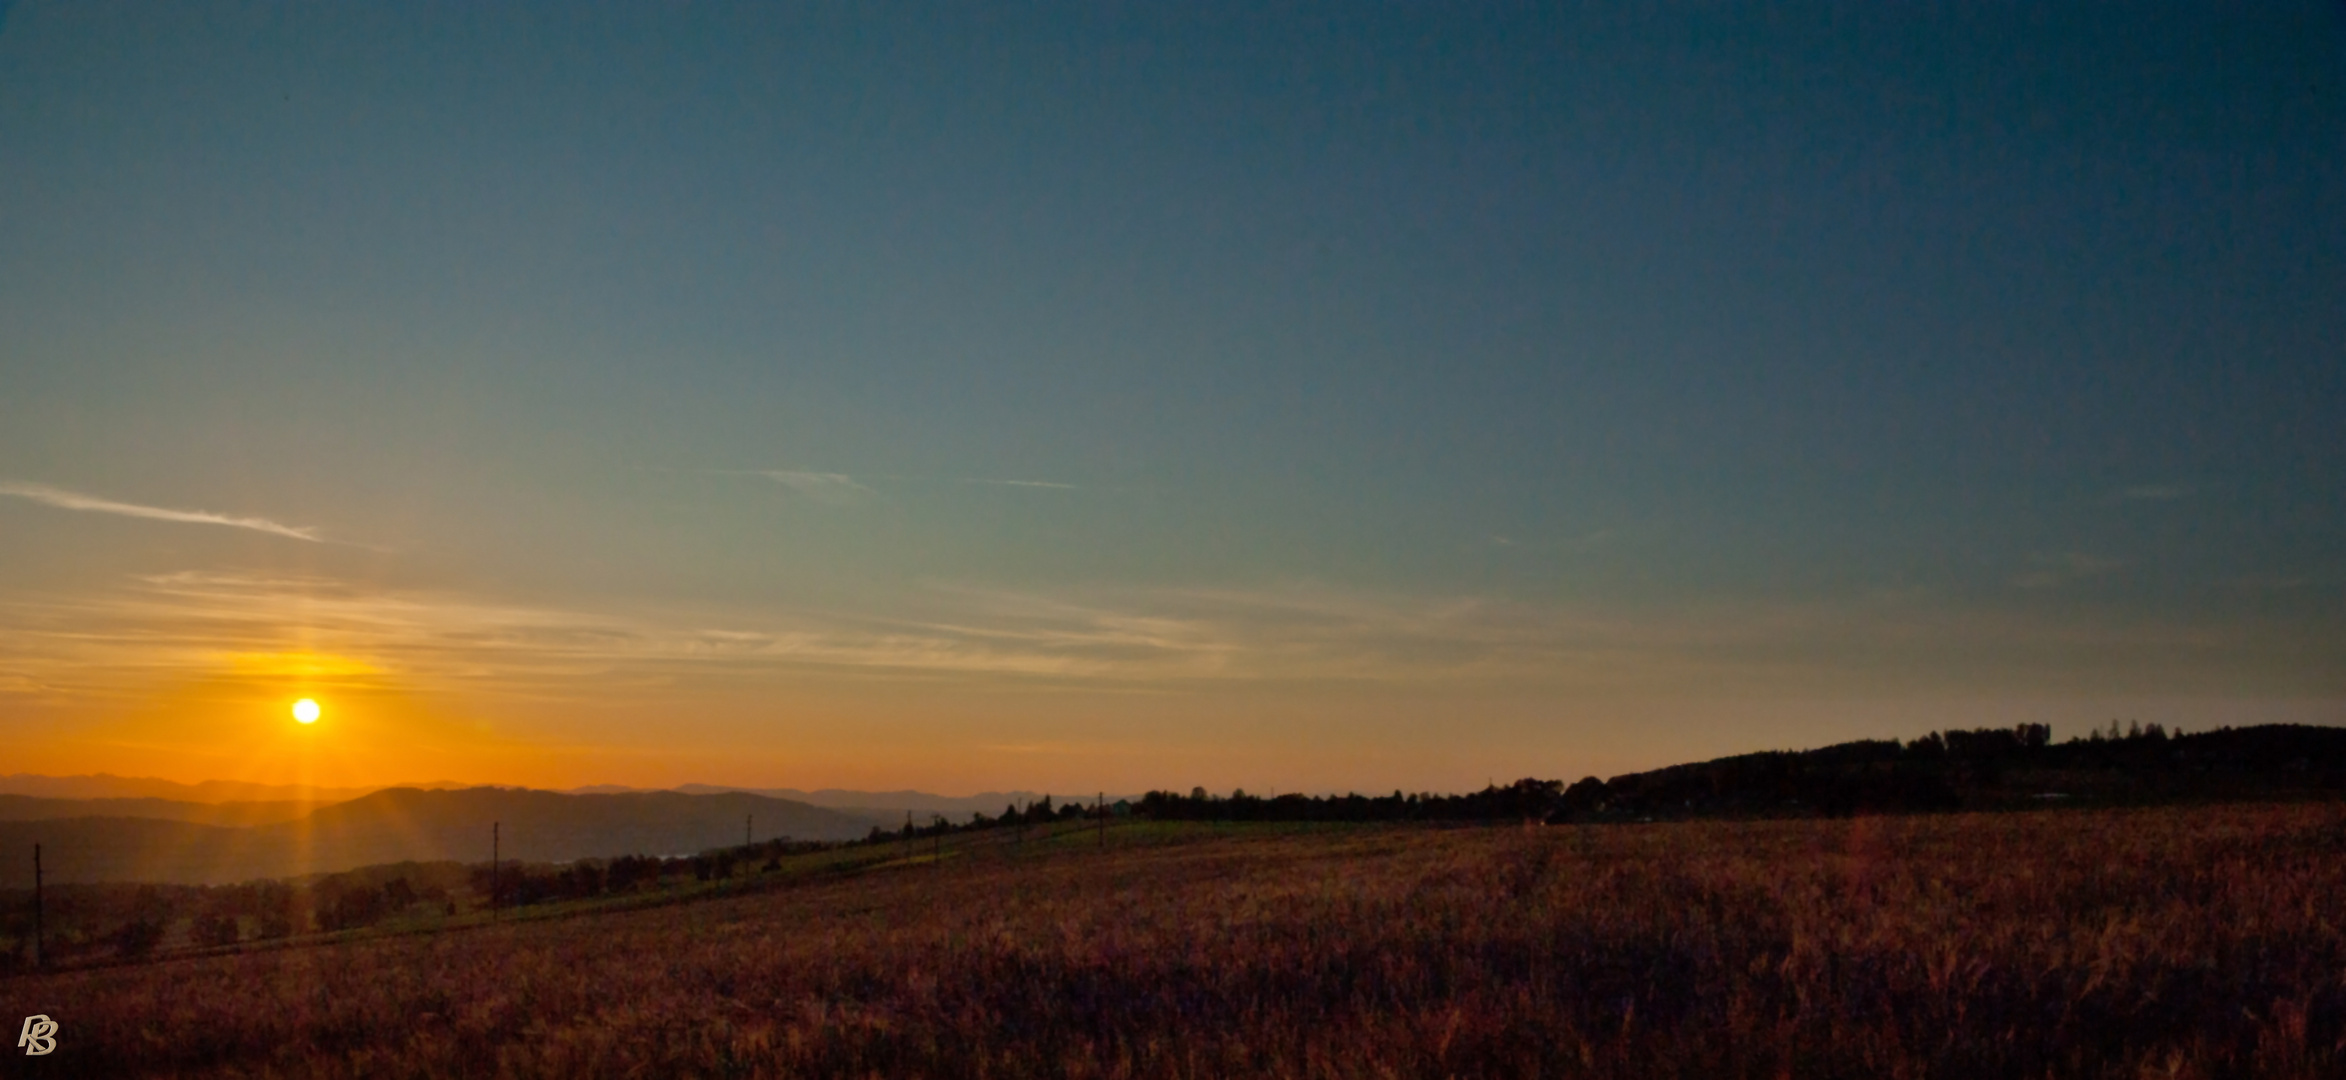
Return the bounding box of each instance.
[1098,792,1106,849]
[491,822,500,923]
[31,842,43,969]
[933,815,941,862]
[904,811,913,860]
[745,813,752,848]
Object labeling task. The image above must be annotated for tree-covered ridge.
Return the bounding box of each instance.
[1131,723,2346,824]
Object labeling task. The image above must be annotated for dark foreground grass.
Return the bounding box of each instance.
[6,803,2344,1078]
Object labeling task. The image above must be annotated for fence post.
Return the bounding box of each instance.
[1098,792,1106,849]
[492,822,500,923]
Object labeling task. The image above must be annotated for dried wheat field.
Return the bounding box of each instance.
[13,803,2346,1078]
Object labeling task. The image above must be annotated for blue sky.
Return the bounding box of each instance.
[1,1,2340,793]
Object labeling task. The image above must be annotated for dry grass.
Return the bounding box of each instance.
[9,803,2345,1078]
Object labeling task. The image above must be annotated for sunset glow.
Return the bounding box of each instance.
[5,8,2341,1077]
[0,2,2337,798]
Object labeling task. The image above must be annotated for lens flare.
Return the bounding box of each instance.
[293,698,321,724]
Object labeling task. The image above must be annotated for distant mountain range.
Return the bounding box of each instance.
[0,795,322,827]
[0,774,1100,889]
[0,773,474,803]
[0,773,1065,817]
[588,784,1059,818]
[0,787,882,888]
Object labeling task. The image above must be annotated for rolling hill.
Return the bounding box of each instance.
[0,787,878,887]
[0,795,323,827]
[0,773,468,803]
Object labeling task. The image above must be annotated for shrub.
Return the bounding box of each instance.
[192,913,241,948]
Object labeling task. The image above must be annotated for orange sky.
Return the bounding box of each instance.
[13,595,2340,795]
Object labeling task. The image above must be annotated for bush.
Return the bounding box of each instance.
[111,918,164,959]
[193,912,241,948]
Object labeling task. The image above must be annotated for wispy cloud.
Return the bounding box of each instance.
[1470,528,1618,555]
[0,571,2310,706]
[0,572,1192,701]
[756,470,874,501]
[0,482,320,542]
[2227,573,2314,593]
[2013,552,2125,589]
[706,468,1077,497]
[960,478,1077,490]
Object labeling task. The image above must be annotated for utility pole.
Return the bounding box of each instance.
[491,822,500,923]
[32,843,43,969]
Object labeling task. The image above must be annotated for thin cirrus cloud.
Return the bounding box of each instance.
[0,482,320,542]
[2013,552,2126,590]
[724,469,1076,498]
[756,470,876,501]
[0,571,1226,700]
[958,478,1077,490]
[0,571,2308,706]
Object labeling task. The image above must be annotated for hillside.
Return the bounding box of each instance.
[0,788,878,887]
[282,787,881,867]
[1589,722,2346,819]
[1126,723,2346,825]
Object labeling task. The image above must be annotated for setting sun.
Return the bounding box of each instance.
[293,698,321,724]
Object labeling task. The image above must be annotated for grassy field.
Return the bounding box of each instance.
[6,804,2345,1078]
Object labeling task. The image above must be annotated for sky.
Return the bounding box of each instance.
[1,1,2341,795]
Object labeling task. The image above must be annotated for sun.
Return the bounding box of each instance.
[293,698,321,724]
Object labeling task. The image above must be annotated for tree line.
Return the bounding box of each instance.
[13,723,2337,970]
[1128,723,2344,824]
